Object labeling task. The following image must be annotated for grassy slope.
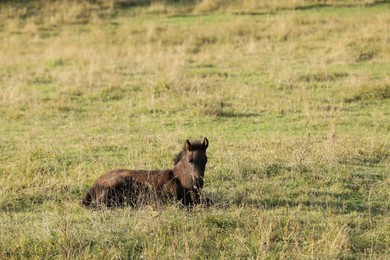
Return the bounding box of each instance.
[0,1,389,258]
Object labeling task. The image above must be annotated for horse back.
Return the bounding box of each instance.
[93,169,175,188]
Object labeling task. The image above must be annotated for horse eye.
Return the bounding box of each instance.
[188,158,194,164]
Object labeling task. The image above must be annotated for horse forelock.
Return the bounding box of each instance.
[173,140,205,165]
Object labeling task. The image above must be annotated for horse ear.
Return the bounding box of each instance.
[202,137,209,149]
[185,139,192,151]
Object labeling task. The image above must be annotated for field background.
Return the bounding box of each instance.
[0,0,389,258]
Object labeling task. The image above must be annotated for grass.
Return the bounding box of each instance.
[0,0,389,258]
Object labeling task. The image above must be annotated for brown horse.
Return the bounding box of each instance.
[82,138,211,208]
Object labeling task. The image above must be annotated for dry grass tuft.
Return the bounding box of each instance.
[0,0,389,258]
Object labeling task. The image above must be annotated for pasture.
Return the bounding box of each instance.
[0,0,389,258]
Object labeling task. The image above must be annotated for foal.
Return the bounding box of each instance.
[82,138,210,208]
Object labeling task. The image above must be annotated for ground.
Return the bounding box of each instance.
[0,0,389,258]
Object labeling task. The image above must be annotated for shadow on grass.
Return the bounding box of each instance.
[0,197,47,213]
[215,196,387,216]
[209,168,387,215]
[258,199,385,215]
[3,194,386,215]
[216,111,263,118]
[232,0,390,16]
[0,186,84,213]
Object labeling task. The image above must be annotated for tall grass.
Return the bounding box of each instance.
[0,0,389,258]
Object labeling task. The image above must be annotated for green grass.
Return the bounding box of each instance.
[0,0,389,258]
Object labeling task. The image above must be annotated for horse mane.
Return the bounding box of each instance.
[173,140,204,165]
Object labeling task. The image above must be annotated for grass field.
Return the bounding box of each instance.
[0,0,389,258]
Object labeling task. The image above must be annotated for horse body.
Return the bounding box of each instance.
[82,138,210,208]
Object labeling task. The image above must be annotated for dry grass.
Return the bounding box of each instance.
[0,0,389,258]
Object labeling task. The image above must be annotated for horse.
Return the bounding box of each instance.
[82,138,211,208]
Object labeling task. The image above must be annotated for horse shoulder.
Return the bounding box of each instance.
[157,169,177,192]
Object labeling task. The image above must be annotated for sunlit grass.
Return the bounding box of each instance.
[0,0,389,258]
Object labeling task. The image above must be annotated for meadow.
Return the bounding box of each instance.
[0,0,389,258]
